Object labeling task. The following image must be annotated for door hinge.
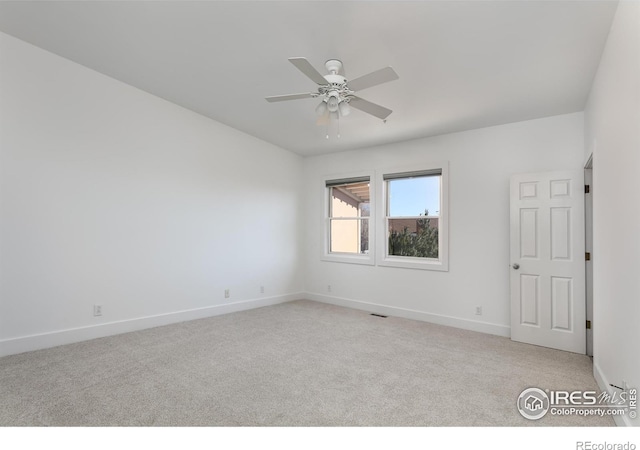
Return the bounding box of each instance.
[585,185,590,194]
[585,252,591,261]
[586,320,592,330]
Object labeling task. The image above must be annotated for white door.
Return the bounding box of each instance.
[510,171,586,354]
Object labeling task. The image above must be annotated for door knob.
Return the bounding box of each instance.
[512,263,520,270]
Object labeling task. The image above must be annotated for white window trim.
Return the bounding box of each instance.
[322,170,375,266]
[375,162,449,271]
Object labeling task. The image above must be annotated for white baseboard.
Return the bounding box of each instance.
[0,293,302,358]
[593,361,634,427]
[305,292,511,338]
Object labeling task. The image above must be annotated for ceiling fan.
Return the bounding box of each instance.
[266,58,399,137]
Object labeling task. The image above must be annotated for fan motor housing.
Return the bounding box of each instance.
[324,73,346,85]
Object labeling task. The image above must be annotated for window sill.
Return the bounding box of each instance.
[378,256,448,271]
[322,253,375,266]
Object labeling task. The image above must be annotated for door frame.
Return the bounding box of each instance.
[584,155,594,356]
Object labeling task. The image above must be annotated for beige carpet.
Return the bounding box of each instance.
[0,300,613,426]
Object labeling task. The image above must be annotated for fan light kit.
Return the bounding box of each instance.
[266,58,399,139]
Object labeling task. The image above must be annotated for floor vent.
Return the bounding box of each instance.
[370,313,388,318]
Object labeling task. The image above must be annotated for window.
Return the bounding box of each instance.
[324,175,374,265]
[377,164,448,271]
[322,163,447,270]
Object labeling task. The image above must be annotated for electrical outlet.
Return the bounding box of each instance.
[327,284,332,293]
[260,285,265,294]
[475,306,482,316]
[93,305,102,317]
[224,289,230,299]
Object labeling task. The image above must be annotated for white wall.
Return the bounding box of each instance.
[303,112,585,335]
[584,1,639,427]
[0,32,304,356]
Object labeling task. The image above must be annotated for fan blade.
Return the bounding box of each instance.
[348,67,399,92]
[316,108,330,126]
[349,96,393,120]
[288,57,328,85]
[265,93,314,103]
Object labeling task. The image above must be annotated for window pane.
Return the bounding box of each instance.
[359,202,370,218]
[330,182,370,218]
[330,219,369,254]
[388,176,440,217]
[388,217,439,258]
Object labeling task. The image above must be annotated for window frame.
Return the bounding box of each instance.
[376,162,449,271]
[322,171,375,266]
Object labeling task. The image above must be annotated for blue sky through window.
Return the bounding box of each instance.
[388,176,440,217]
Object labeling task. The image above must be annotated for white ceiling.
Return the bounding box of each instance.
[0,1,618,156]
